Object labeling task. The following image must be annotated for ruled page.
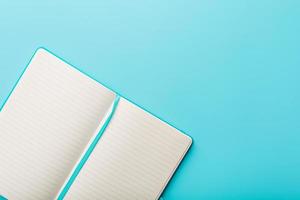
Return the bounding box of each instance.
[0,48,115,200]
[64,98,192,200]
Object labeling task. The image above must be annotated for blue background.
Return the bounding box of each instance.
[1,1,300,199]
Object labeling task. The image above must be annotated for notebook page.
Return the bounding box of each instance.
[0,49,115,199]
[65,98,192,200]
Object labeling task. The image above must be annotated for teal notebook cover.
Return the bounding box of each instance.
[0,48,192,199]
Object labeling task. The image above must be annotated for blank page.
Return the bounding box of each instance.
[0,49,115,199]
[65,98,192,200]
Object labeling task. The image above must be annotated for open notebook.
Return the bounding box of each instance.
[0,48,192,200]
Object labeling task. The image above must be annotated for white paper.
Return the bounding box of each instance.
[64,98,192,200]
[0,49,115,199]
